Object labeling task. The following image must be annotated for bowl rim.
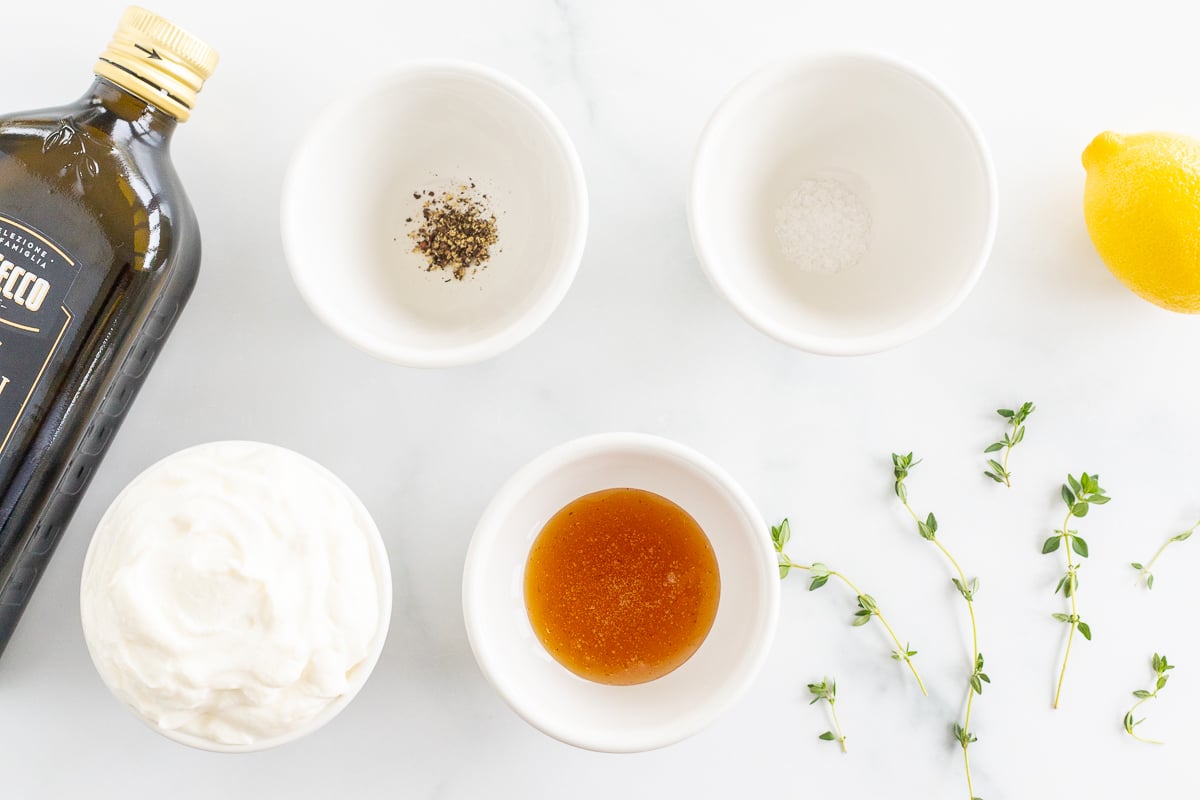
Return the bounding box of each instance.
[461,431,780,753]
[687,49,999,357]
[279,58,590,368]
[79,440,394,754]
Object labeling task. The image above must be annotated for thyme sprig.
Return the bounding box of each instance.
[1123,653,1175,745]
[772,519,927,695]
[984,402,1034,487]
[1132,520,1199,589]
[892,453,985,800]
[808,677,847,753]
[1045,472,1109,709]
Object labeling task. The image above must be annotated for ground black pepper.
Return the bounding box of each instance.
[408,184,498,281]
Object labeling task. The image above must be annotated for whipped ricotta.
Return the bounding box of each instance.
[80,441,388,747]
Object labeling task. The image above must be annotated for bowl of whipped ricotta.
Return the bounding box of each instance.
[79,441,392,752]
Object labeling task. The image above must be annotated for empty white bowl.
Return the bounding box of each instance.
[462,433,779,753]
[282,61,588,367]
[689,52,997,355]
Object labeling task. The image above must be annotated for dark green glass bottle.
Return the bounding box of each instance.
[0,7,217,657]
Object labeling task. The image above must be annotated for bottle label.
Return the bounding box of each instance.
[0,214,80,458]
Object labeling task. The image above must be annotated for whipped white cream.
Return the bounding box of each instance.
[80,441,388,748]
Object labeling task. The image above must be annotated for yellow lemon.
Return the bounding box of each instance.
[1082,131,1200,313]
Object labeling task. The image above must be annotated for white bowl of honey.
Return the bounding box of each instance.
[462,433,779,752]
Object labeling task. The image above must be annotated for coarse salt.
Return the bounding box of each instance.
[773,177,871,275]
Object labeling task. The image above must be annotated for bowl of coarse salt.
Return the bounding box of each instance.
[688,52,997,356]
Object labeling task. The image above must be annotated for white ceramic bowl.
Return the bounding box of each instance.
[80,441,393,753]
[689,52,997,355]
[462,433,779,753]
[281,61,588,367]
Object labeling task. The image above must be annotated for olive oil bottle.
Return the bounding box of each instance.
[0,8,217,656]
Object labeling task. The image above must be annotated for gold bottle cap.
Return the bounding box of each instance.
[93,6,218,122]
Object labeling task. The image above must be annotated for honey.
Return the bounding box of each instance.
[524,488,720,685]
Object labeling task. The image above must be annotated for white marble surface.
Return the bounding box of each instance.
[3,1,1200,797]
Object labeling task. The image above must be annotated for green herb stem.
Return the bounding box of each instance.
[904,500,981,795]
[1133,519,1199,589]
[795,560,929,697]
[1054,510,1076,710]
[772,520,927,696]
[828,699,848,753]
[1125,697,1163,745]
[890,454,983,800]
[1047,472,1107,709]
[995,416,1019,488]
[1123,653,1174,745]
[926,532,981,662]
[1140,539,1174,582]
[808,677,848,753]
[901,500,981,662]
[1000,434,1014,486]
[984,402,1034,487]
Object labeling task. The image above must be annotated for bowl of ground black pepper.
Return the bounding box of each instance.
[281,61,588,367]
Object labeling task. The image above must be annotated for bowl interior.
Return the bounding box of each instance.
[690,55,994,351]
[463,436,777,753]
[283,64,586,365]
[162,478,393,753]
